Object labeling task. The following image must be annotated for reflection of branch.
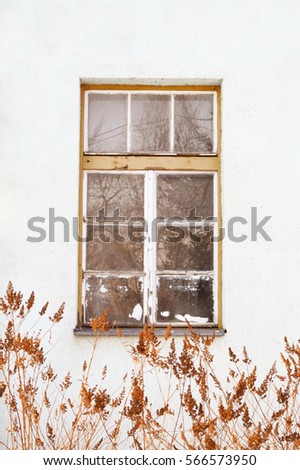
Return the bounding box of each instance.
[132,117,169,127]
[89,124,127,144]
[88,111,126,151]
[175,113,212,122]
[88,175,133,216]
[87,276,143,323]
[132,99,169,152]
[89,95,213,153]
[175,98,213,152]
[158,175,213,221]
[89,130,126,145]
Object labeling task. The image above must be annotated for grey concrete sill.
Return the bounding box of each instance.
[73,326,226,337]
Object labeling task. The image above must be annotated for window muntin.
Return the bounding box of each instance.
[85,91,217,155]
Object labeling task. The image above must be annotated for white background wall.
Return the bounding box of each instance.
[1,0,300,395]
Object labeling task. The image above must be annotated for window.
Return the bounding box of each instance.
[77,84,222,334]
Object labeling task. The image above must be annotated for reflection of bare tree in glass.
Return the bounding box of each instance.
[86,175,144,272]
[131,95,170,152]
[85,174,145,324]
[157,277,214,323]
[130,94,213,154]
[174,95,213,153]
[86,94,215,323]
[157,227,213,272]
[156,175,214,323]
[87,174,144,219]
[86,227,143,272]
[89,117,127,153]
[157,175,213,220]
[85,276,143,325]
[88,94,127,153]
[88,93,213,154]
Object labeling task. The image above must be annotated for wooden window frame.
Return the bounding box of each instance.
[75,84,224,336]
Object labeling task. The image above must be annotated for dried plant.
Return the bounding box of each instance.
[0,282,299,450]
[0,283,125,449]
[125,327,300,450]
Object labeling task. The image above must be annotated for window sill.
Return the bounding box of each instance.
[73,326,226,337]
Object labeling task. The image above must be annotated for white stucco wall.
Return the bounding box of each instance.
[1,0,300,423]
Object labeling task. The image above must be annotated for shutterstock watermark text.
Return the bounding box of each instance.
[26,207,272,244]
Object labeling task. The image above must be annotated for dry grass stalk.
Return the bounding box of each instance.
[0,282,299,449]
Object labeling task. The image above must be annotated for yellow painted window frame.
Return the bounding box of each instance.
[77,84,222,334]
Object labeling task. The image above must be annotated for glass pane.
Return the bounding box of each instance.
[85,275,144,325]
[131,95,170,152]
[87,173,144,219]
[157,174,213,219]
[174,94,214,153]
[86,225,144,271]
[157,226,213,271]
[87,94,127,153]
[156,276,214,323]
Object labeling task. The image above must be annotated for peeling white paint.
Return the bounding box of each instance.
[175,314,209,324]
[99,285,108,293]
[129,303,143,321]
[160,310,170,317]
[86,280,91,292]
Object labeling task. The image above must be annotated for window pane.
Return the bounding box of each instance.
[87,173,144,219]
[156,275,214,323]
[157,226,213,271]
[174,94,214,153]
[157,174,214,219]
[131,95,170,153]
[88,94,127,153]
[86,225,144,272]
[84,275,144,325]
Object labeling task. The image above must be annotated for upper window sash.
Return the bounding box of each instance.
[84,90,218,155]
